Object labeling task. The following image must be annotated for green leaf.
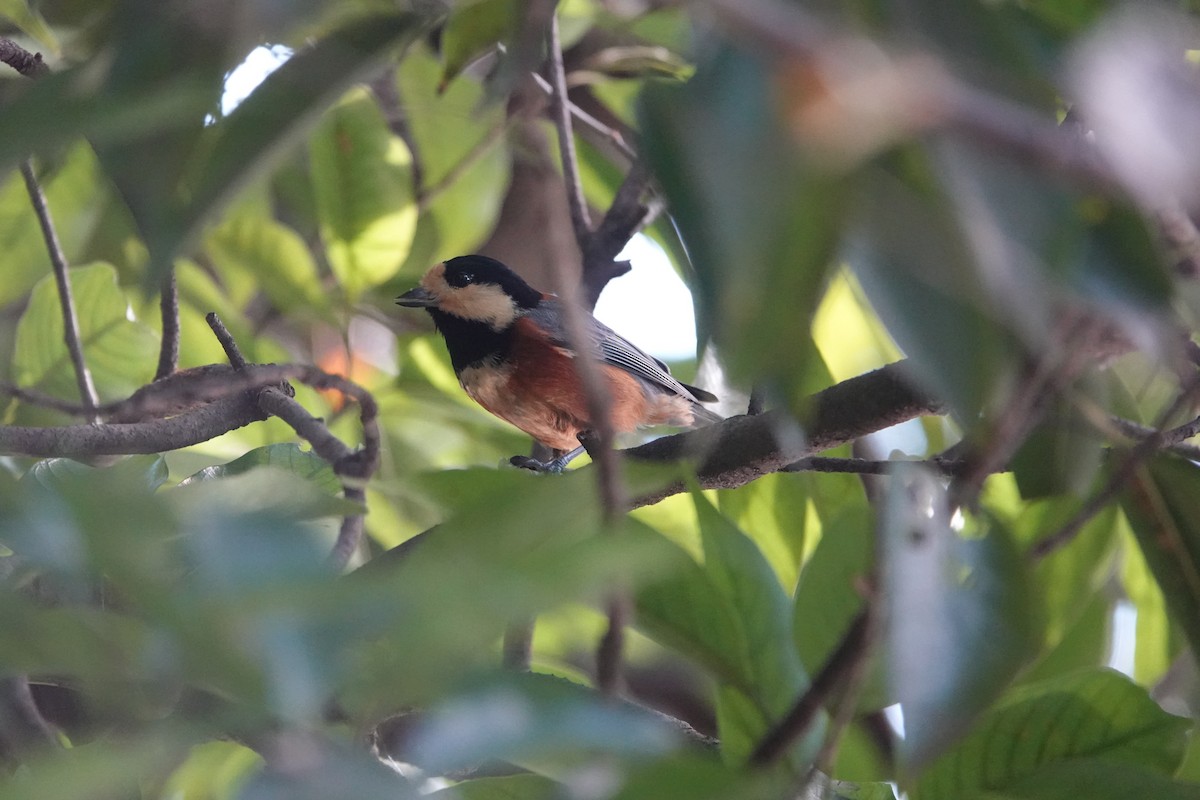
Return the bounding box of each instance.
[0,0,59,53]
[639,490,814,765]
[309,86,417,298]
[440,0,518,89]
[609,753,784,800]
[883,466,1040,773]
[180,443,341,496]
[25,454,168,493]
[172,467,361,522]
[717,472,811,591]
[792,502,886,709]
[851,159,1019,421]
[405,672,686,776]
[1120,456,1200,663]
[428,775,560,800]
[640,45,846,399]
[161,740,261,800]
[205,213,330,315]
[913,669,1191,799]
[1121,522,1176,685]
[0,731,192,800]
[12,262,158,400]
[0,146,108,307]
[999,759,1200,800]
[174,13,428,267]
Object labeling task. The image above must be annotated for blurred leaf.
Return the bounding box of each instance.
[0,145,108,307]
[169,12,427,274]
[882,466,1040,773]
[913,669,1190,799]
[427,774,560,800]
[440,0,517,89]
[172,467,361,522]
[0,0,59,53]
[1121,456,1200,663]
[793,502,886,708]
[641,45,847,399]
[205,213,330,315]
[180,443,340,496]
[25,454,168,493]
[162,740,261,800]
[850,160,1018,421]
[406,672,686,777]
[309,86,417,298]
[609,753,783,800]
[0,730,191,800]
[1000,759,1200,800]
[392,44,509,270]
[235,735,416,799]
[717,472,811,591]
[639,489,814,765]
[12,261,158,400]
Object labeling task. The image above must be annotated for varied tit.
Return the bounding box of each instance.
[397,254,722,471]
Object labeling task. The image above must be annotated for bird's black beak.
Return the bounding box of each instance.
[396,287,437,308]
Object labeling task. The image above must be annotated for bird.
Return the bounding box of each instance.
[396,254,722,471]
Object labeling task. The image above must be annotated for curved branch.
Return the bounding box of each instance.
[625,361,941,506]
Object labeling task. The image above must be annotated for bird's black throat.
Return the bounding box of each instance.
[427,309,514,373]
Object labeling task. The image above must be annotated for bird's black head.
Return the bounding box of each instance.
[396,255,545,372]
[396,255,543,331]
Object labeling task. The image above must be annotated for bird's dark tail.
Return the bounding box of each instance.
[690,400,724,427]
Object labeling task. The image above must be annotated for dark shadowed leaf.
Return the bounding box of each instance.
[1120,456,1200,661]
[427,774,561,800]
[641,45,847,399]
[440,0,518,89]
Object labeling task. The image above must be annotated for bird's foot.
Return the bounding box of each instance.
[507,445,584,473]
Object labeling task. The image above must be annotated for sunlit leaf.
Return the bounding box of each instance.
[205,213,330,315]
[0,145,108,306]
[0,0,59,53]
[309,87,417,298]
[12,262,158,400]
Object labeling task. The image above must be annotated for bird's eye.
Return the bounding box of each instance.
[447,269,475,288]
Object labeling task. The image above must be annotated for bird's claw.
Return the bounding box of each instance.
[508,455,566,473]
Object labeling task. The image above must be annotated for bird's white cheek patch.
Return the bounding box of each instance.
[442,285,519,330]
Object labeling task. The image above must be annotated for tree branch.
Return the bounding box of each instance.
[626,361,942,506]
[749,608,872,766]
[545,12,592,244]
[0,37,48,78]
[21,160,100,421]
[154,268,180,380]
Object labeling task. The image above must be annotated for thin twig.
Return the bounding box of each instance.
[206,312,249,368]
[545,12,592,243]
[530,71,637,162]
[22,160,100,421]
[749,609,872,766]
[1031,378,1200,560]
[154,269,181,380]
[545,8,634,696]
[0,38,48,78]
[205,312,378,570]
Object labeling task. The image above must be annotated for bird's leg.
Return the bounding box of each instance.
[508,443,586,473]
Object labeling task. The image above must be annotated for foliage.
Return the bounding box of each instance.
[0,0,1198,798]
